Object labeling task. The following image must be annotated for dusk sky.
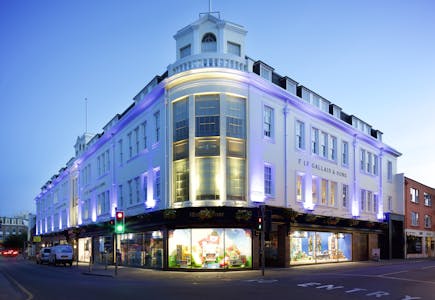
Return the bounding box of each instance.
[1,0,434,217]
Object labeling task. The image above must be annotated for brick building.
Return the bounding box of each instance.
[404,177,435,258]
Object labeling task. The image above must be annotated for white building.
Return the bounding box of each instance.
[35,13,403,270]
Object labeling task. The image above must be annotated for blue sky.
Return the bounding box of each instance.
[1,0,434,217]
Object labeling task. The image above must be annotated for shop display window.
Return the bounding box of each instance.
[290,230,352,265]
[118,231,163,268]
[406,235,422,254]
[168,228,252,269]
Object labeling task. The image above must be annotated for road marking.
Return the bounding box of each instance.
[329,272,435,285]
[244,279,278,283]
[379,271,408,276]
[297,281,420,299]
[421,265,435,270]
[1,270,33,300]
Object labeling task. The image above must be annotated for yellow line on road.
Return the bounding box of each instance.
[2,271,33,300]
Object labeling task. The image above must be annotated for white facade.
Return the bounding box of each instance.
[35,14,401,242]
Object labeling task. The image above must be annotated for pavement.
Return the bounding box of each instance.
[1,257,434,299]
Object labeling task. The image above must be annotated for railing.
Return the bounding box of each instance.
[168,53,247,76]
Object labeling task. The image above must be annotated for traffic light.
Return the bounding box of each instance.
[115,211,125,234]
[257,217,263,230]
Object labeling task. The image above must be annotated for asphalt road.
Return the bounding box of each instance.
[1,256,434,300]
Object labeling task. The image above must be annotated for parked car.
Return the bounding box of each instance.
[36,247,52,264]
[49,245,73,266]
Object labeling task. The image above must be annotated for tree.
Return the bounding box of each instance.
[3,233,27,249]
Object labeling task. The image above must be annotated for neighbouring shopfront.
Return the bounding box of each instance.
[118,231,164,268]
[78,237,92,262]
[290,230,352,265]
[405,231,435,258]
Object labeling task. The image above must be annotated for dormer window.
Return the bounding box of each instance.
[201,33,217,52]
[180,44,191,59]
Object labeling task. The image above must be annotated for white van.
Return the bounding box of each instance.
[49,245,73,266]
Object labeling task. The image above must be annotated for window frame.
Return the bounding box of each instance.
[263,105,274,140]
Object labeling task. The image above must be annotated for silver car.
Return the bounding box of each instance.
[36,247,52,264]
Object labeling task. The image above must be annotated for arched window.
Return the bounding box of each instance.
[201,33,217,52]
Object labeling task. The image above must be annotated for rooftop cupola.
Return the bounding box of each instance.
[168,13,248,76]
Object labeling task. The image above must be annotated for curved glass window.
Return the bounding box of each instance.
[201,33,217,52]
[196,157,220,200]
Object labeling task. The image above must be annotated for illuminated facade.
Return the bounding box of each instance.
[35,13,403,269]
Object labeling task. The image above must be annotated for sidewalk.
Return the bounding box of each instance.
[73,257,435,279]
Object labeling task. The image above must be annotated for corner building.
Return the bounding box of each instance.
[35,13,403,270]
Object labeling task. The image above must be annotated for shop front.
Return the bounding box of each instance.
[168,228,252,269]
[406,230,435,258]
[118,231,164,268]
[290,230,352,265]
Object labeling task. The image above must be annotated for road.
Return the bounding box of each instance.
[1,256,434,300]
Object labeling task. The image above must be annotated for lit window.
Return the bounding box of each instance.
[196,158,219,200]
[312,176,318,203]
[174,160,189,203]
[321,179,328,205]
[227,158,245,201]
[296,173,304,202]
[174,98,189,141]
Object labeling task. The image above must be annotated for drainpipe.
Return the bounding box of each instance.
[352,135,358,217]
[283,105,290,208]
[165,88,170,209]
